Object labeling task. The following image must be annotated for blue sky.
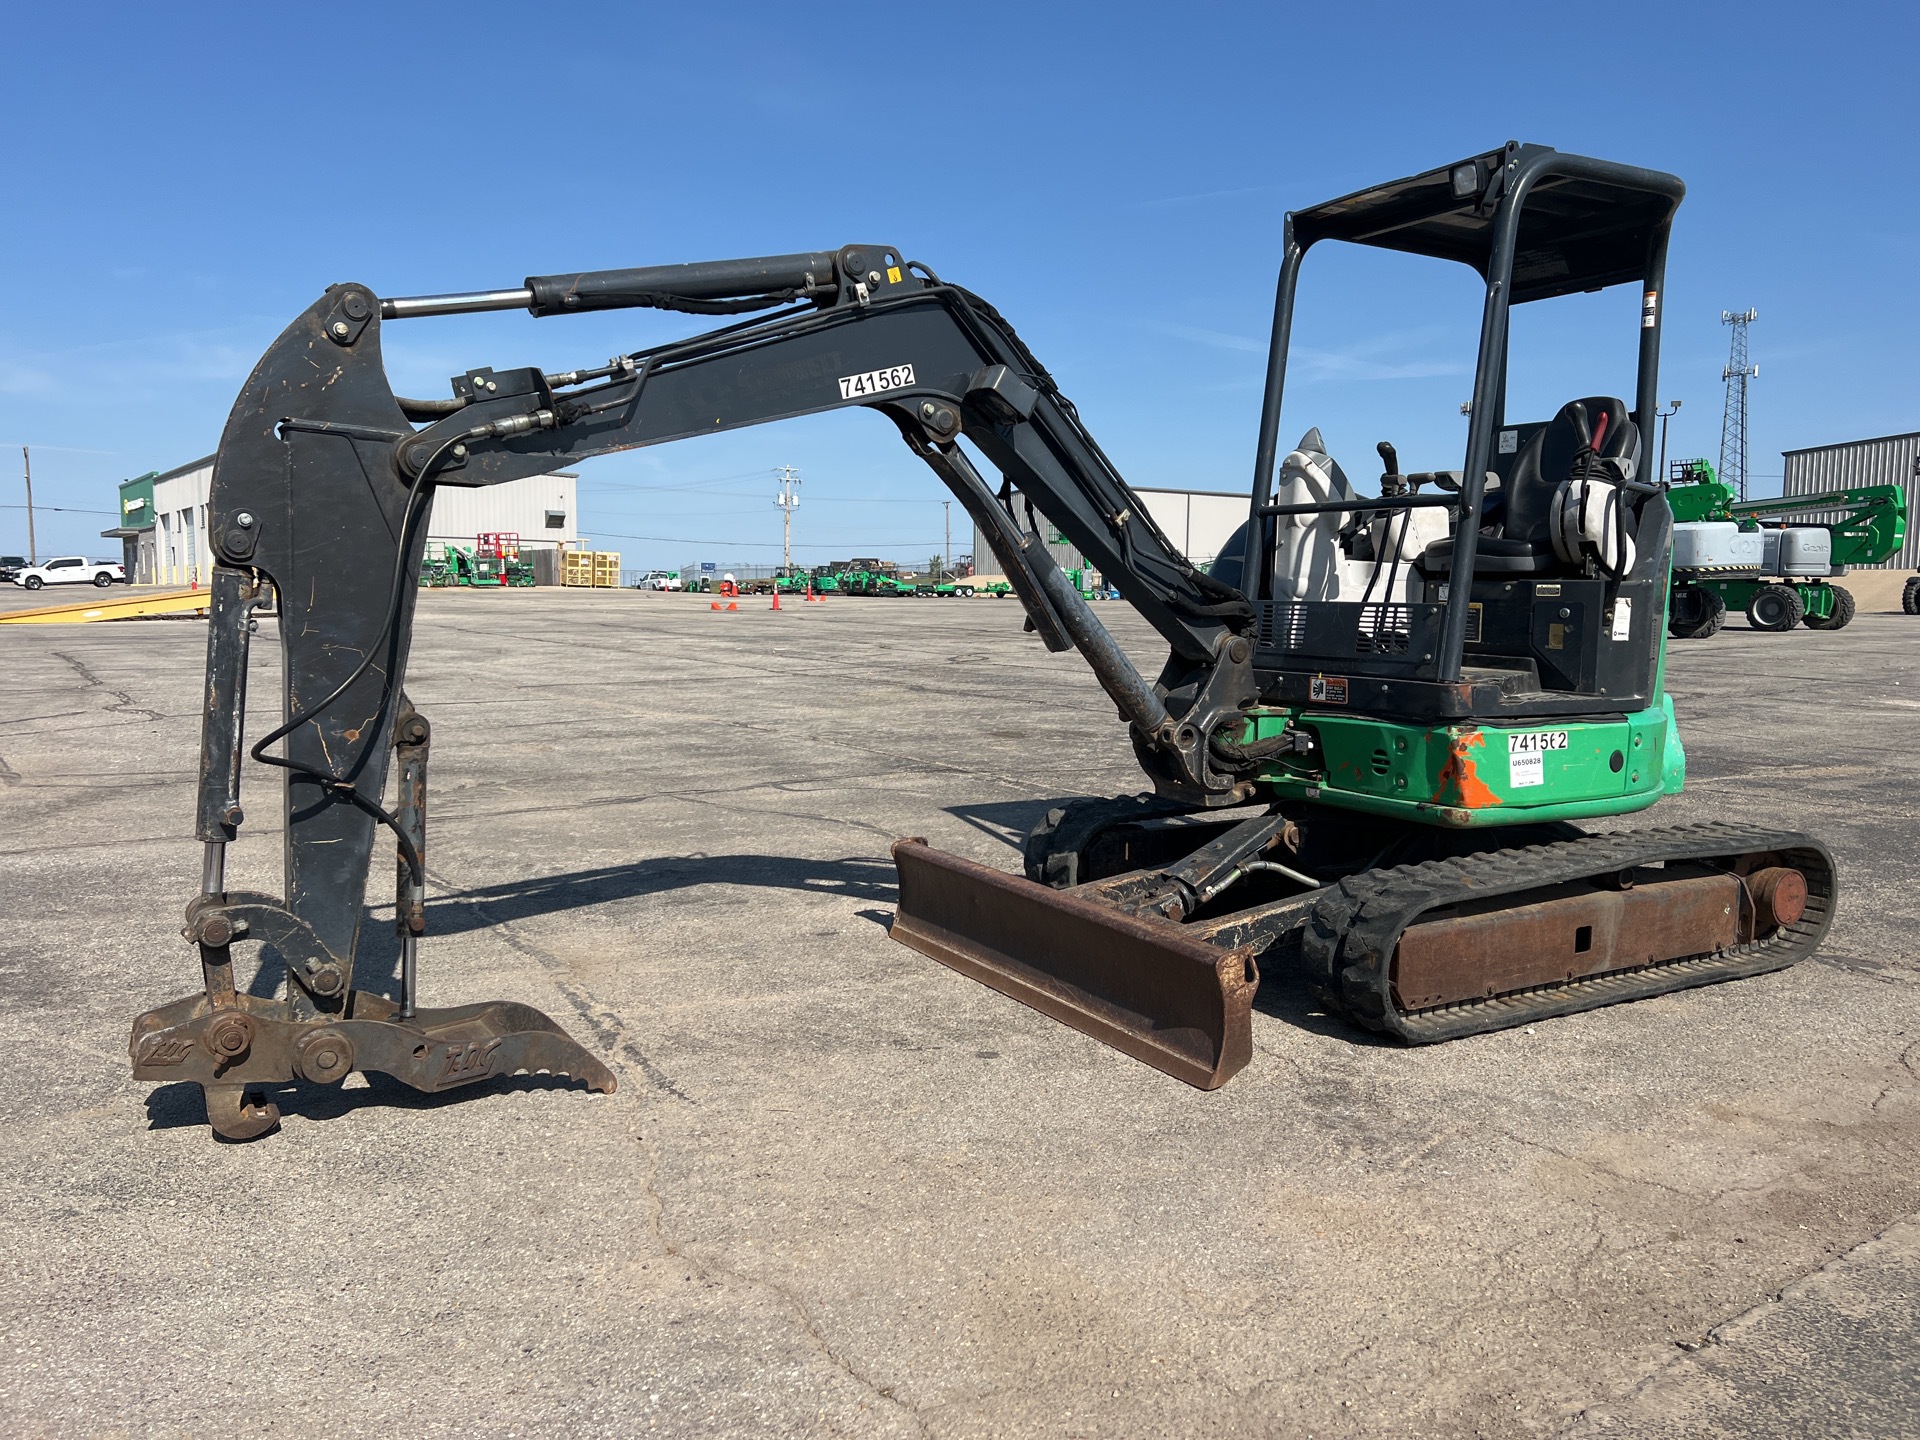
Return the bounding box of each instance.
[4,1,1915,566]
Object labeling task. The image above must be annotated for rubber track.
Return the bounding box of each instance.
[1303,822,1837,1043]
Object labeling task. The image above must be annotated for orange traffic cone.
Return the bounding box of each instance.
[710,600,721,610]
[726,601,738,611]
[771,591,782,611]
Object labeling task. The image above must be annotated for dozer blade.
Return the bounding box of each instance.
[890,838,1257,1089]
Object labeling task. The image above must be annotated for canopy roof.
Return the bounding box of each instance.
[1291,144,1684,304]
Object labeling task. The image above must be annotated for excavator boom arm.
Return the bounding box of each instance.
[201,249,1255,980]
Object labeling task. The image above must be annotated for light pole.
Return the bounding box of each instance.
[22,446,36,564]
[1656,399,1682,485]
[941,499,951,577]
[773,464,801,571]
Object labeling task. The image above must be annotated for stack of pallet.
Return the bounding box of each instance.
[561,549,623,588]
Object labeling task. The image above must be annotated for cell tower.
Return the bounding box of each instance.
[1718,308,1758,501]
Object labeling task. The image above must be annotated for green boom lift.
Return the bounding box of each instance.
[1667,459,1908,636]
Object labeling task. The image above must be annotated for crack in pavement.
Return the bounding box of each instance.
[423,862,694,1104]
[1872,1039,1920,1114]
[48,650,165,723]
[1485,1126,1704,1200]
[1557,1212,1920,1437]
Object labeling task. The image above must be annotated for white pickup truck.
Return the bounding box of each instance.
[12,556,126,589]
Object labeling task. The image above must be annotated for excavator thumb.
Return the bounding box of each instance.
[889,839,1257,1089]
[131,989,617,1141]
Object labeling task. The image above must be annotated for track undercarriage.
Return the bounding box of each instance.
[892,797,1835,1088]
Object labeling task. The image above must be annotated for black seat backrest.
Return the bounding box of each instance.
[1503,396,1640,542]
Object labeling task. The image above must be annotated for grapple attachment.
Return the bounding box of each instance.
[131,986,617,1141]
[889,839,1257,1089]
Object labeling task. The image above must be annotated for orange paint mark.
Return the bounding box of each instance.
[1432,730,1501,809]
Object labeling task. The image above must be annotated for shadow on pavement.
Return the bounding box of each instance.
[143,1070,600,1137]
[424,853,900,934]
[231,854,900,1000]
[941,798,1060,850]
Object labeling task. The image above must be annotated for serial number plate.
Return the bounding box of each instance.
[1506,729,1567,789]
[838,364,915,400]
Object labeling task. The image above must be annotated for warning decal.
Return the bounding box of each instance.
[1309,675,1349,705]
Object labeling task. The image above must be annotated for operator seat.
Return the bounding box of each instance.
[1419,397,1640,576]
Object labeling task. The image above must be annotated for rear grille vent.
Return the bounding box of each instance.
[1251,599,1444,675]
[1257,603,1310,650]
[1354,604,1412,654]
[1370,749,1391,776]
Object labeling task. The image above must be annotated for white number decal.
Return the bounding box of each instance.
[1506,730,1567,789]
[1507,731,1570,754]
[838,364,916,400]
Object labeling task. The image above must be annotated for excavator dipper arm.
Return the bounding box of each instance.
[131,248,1264,1137]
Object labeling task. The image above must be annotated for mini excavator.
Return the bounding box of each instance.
[131,143,1836,1138]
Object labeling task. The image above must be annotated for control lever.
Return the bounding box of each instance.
[1376,440,1407,497]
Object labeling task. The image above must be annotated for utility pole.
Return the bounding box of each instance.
[22,446,36,563]
[1656,399,1683,485]
[1719,308,1758,501]
[941,499,951,577]
[773,464,801,571]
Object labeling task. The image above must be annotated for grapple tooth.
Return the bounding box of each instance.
[339,998,619,1095]
[890,838,1257,1090]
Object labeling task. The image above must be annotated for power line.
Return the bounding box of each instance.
[592,529,945,549]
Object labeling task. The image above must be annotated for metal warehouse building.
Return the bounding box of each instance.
[109,457,579,584]
[975,486,1249,577]
[1781,430,1920,570]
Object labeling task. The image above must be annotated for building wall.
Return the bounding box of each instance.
[425,475,578,550]
[1781,431,1920,570]
[1133,488,1248,569]
[152,458,215,585]
[143,460,579,584]
[972,485,1250,578]
[102,473,161,580]
[118,475,155,531]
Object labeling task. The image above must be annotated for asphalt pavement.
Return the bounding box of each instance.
[2,587,1915,1438]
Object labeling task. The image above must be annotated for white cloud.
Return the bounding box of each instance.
[1150,320,1466,381]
